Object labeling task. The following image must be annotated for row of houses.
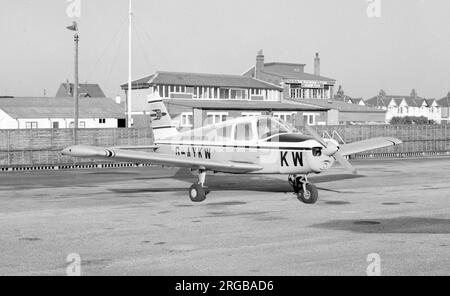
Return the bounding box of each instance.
[0,50,449,130]
[336,88,448,123]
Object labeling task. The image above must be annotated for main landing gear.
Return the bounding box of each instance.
[288,174,318,204]
[189,169,209,202]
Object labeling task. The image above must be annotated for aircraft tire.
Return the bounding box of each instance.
[297,184,318,204]
[189,183,206,202]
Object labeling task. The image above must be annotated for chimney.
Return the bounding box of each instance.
[255,49,265,79]
[314,52,320,76]
[66,79,71,96]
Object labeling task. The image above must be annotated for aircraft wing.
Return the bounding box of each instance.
[62,145,262,173]
[339,137,402,156]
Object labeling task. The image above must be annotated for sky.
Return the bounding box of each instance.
[0,0,449,99]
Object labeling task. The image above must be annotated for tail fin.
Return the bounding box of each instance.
[148,94,178,140]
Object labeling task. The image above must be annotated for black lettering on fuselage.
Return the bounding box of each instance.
[174,146,211,160]
[204,149,211,160]
[281,151,289,167]
[292,152,303,167]
[281,151,303,167]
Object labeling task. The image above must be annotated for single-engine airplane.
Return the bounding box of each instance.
[62,99,402,204]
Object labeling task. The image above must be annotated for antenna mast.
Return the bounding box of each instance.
[127,0,132,127]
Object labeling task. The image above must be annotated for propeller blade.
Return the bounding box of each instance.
[304,124,328,147]
[334,152,357,174]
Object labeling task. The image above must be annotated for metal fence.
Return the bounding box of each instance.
[0,128,154,168]
[0,125,449,169]
[308,124,450,158]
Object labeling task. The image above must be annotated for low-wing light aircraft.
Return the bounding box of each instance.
[62,99,402,204]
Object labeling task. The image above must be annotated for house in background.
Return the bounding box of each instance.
[0,97,125,129]
[55,81,106,98]
[365,90,442,123]
[437,92,450,123]
[242,50,336,100]
[334,86,366,106]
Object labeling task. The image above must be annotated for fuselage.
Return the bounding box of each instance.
[154,116,337,175]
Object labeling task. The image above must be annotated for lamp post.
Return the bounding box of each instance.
[66,21,79,144]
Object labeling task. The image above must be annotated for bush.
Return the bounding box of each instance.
[390,116,435,125]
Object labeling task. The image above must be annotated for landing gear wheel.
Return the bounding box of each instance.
[189,183,207,203]
[297,183,318,204]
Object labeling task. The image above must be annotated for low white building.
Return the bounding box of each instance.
[0,97,126,129]
[365,91,441,123]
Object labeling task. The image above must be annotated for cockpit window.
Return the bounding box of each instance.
[235,123,253,141]
[257,117,291,139]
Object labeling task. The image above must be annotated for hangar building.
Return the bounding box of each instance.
[0,97,126,129]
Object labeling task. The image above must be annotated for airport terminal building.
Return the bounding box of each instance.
[242,51,336,100]
[122,71,334,129]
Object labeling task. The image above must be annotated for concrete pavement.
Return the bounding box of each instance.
[0,158,449,275]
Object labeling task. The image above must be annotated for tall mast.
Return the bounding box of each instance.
[127,0,132,127]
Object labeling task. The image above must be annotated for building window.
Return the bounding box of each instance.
[219,88,229,99]
[234,123,253,141]
[52,122,59,129]
[303,113,316,126]
[230,89,246,100]
[242,112,261,117]
[99,119,106,124]
[186,86,195,94]
[207,112,228,124]
[79,121,86,128]
[290,84,302,99]
[180,112,193,127]
[26,122,38,129]
[274,112,296,123]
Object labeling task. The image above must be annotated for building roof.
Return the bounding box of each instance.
[0,97,125,119]
[438,93,450,107]
[121,71,283,90]
[366,95,438,108]
[243,63,335,83]
[292,99,385,113]
[56,83,106,98]
[334,94,365,105]
[165,99,329,112]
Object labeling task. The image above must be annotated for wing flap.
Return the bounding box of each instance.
[339,137,402,156]
[62,145,262,173]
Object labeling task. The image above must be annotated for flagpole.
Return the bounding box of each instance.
[74,32,79,143]
[127,0,132,128]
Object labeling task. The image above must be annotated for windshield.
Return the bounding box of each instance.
[257,117,292,139]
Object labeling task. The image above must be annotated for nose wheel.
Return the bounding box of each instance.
[288,175,319,204]
[189,169,208,203]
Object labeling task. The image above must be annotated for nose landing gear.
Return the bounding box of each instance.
[288,174,318,204]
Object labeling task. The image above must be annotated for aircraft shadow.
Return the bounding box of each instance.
[110,169,364,194]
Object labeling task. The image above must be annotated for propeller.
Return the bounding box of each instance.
[304,125,357,174]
